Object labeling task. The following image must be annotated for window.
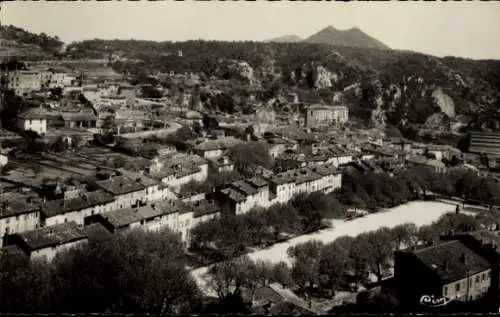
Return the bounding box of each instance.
[482,273,485,281]
[455,283,460,292]
[24,214,28,220]
[16,215,19,221]
[444,286,448,296]
[476,276,480,283]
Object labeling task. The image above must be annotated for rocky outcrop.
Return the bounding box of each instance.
[217,59,258,85]
[313,65,339,89]
[432,87,455,118]
[291,62,339,89]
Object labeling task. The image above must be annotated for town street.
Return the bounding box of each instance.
[191,200,476,297]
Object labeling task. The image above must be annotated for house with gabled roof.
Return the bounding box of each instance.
[40,190,115,227]
[394,240,492,306]
[94,175,147,210]
[6,221,88,262]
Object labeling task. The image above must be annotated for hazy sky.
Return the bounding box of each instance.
[2,1,500,60]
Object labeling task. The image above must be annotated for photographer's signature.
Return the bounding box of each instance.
[420,295,453,307]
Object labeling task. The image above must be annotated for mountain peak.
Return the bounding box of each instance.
[305,26,390,50]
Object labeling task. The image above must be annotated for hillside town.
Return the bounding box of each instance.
[1,3,500,315]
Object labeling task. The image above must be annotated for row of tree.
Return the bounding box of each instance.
[0,229,201,314]
[190,191,346,260]
[339,166,500,211]
[286,211,481,299]
[204,210,483,311]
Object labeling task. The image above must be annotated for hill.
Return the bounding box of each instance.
[304,26,390,50]
[0,25,64,58]
[265,35,303,43]
[5,24,500,139]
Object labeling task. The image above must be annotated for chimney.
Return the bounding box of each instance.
[461,253,467,264]
[443,260,449,271]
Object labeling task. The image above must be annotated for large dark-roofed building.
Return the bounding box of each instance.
[394,240,492,307]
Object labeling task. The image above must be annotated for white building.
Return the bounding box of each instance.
[94,175,147,210]
[218,177,270,215]
[192,137,243,159]
[0,195,40,248]
[305,104,349,127]
[17,107,48,135]
[149,154,209,192]
[7,70,41,95]
[7,222,88,262]
[40,190,116,227]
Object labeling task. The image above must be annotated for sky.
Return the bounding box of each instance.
[2,1,500,60]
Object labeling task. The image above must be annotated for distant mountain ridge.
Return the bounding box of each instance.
[266,26,390,50]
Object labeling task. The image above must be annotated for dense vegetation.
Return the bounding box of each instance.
[340,166,500,211]
[0,25,64,57]
[190,191,346,260]
[204,208,487,313]
[0,228,201,314]
[66,39,500,128]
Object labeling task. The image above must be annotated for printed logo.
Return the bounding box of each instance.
[420,295,453,307]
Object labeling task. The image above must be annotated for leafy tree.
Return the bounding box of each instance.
[270,261,292,288]
[366,228,394,282]
[229,142,274,176]
[287,240,324,293]
[390,223,418,250]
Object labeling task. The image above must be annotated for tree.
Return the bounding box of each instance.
[287,240,324,293]
[51,228,199,314]
[348,234,372,289]
[229,142,274,177]
[390,223,418,250]
[317,238,352,296]
[366,228,394,282]
[270,261,292,288]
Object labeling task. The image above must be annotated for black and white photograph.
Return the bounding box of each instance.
[1,1,500,314]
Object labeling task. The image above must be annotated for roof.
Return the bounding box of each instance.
[269,167,323,186]
[117,170,159,187]
[137,201,181,220]
[0,194,40,219]
[231,180,258,196]
[193,137,243,152]
[41,190,115,218]
[97,208,143,229]
[411,240,491,283]
[18,107,48,120]
[61,112,97,122]
[407,156,446,168]
[83,223,112,241]
[95,175,146,196]
[308,104,347,112]
[189,201,222,218]
[15,222,88,251]
[247,176,269,188]
[221,188,247,202]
